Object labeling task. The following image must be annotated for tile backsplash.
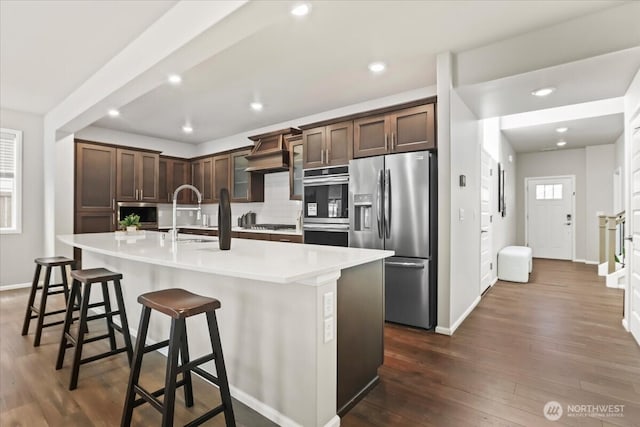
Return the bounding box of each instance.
[157,172,302,227]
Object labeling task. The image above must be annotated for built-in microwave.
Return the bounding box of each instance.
[117,202,158,229]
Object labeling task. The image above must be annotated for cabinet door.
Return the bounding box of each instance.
[353,115,390,158]
[158,158,169,203]
[172,160,190,204]
[390,104,436,152]
[75,143,116,211]
[191,160,203,202]
[116,148,138,201]
[231,151,250,202]
[213,155,230,203]
[139,152,159,201]
[237,232,271,241]
[326,121,353,166]
[303,127,325,169]
[289,140,303,200]
[75,211,116,233]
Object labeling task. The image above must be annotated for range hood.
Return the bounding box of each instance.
[245,128,301,172]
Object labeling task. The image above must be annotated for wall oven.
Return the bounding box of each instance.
[303,166,349,247]
[117,202,158,230]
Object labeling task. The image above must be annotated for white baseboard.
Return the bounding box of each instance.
[622,318,629,332]
[0,282,32,291]
[490,277,498,286]
[573,258,585,263]
[435,295,481,336]
[584,260,599,265]
[324,415,341,427]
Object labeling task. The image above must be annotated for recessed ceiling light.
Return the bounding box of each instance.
[368,62,386,73]
[108,109,120,118]
[531,87,555,97]
[556,140,567,147]
[290,3,311,16]
[182,125,193,134]
[556,127,568,133]
[250,102,263,111]
[168,74,182,85]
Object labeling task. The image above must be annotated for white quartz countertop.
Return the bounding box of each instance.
[157,225,302,236]
[58,232,393,284]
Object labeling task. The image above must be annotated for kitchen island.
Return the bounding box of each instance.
[58,231,393,427]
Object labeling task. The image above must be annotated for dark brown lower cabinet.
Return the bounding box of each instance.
[75,212,116,233]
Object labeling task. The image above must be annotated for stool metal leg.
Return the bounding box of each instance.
[33,266,53,347]
[121,306,151,427]
[101,281,117,351]
[21,264,42,336]
[113,279,133,365]
[56,280,79,370]
[161,319,183,427]
[60,265,71,304]
[69,282,91,390]
[206,312,236,427]
[179,321,194,408]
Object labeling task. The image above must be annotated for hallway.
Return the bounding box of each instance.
[343,259,640,426]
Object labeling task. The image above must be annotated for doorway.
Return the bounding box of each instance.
[525,176,575,260]
[480,149,493,294]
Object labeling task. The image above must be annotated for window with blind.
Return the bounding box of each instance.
[0,128,22,233]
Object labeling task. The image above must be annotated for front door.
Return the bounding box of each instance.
[480,150,493,293]
[526,177,574,260]
[629,122,640,344]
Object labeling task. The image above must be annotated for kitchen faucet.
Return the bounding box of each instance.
[171,184,202,240]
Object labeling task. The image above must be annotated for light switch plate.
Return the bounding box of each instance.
[323,292,334,318]
[459,208,465,221]
[324,317,334,343]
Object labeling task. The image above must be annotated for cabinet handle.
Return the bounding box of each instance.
[135,189,138,200]
[279,239,291,242]
[140,189,143,200]
[112,198,115,209]
[246,188,249,199]
[112,213,115,225]
[321,148,324,164]
[391,132,395,151]
[384,134,388,151]
[325,148,330,163]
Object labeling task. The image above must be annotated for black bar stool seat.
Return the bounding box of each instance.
[22,256,77,346]
[56,267,133,390]
[121,288,235,427]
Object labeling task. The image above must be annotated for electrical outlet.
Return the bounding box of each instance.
[324,317,334,343]
[323,292,334,318]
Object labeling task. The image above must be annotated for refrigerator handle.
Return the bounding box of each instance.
[377,169,383,238]
[384,169,391,238]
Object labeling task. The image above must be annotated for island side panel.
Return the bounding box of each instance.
[336,259,384,415]
[81,251,337,427]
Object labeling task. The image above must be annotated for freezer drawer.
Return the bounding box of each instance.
[385,257,432,329]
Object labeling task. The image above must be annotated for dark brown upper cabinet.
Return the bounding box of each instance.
[116,148,159,202]
[230,150,264,203]
[191,157,214,203]
[287,135,303,200]
[246,128,301,172]
[159,157,190,204]
[302,121,353,169]
[212,154,230,203]
[354,104,435,158]
[75,142,116,212]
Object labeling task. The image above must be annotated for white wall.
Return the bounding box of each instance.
[516,148,586,259]
[75,126,196,158]
[0,109,44,287]
[55,134,75,260]
[447,90,481,330]
[491,135,517,282]
[516,145,616,263]
[585,144,616,262]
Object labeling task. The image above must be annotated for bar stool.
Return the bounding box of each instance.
[121,288,235,427]
[21,256,77,346]
[56,268,133,390]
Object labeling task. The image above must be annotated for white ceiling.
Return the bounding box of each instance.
[88,0,621,144]
[501,113,624,153]
[456,47,640,120]
[0,0,177,114]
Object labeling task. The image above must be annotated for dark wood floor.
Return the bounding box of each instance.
[343,259,640,427]
[2,259,639,426]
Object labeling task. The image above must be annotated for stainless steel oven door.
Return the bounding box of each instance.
[303,173,349,221]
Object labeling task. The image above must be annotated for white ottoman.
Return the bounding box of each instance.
[498,246,533,283]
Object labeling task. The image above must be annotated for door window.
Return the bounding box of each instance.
[536,184,562,200]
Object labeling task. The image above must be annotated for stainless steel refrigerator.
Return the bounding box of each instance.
[349,151,436,329]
